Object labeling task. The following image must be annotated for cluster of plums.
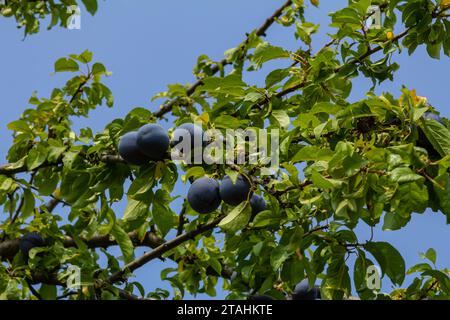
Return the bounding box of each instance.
[118,123,204,165]
[187,175,267,215]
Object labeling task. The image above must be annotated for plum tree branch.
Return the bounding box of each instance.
[0,153,125,176]
[0,230,164,261]
[105,214,226,284]
[26,279,43,300]
[153,0,293,118]
[176,204,187,236]
[253,25,414,109]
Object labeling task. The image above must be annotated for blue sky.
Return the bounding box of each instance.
[0,1,449,299]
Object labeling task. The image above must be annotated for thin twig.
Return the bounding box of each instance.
[26,279,43,300]
[105,215,225,284]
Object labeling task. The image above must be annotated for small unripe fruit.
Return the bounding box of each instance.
[187,177,221,214]
[118,132,151,165]
[219,175,253,206]
[136,124,170,161]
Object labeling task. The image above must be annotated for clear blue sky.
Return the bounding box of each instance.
[0,1,449,299]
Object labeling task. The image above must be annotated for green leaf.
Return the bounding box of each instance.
[295,21,319,44]
[202,74,246,97]
[54,58,79,72]
[251,42,290,68]
[421,270,450,293]
[382,211,410,231]
[364,242,405,285]
[208,258,223,276]
[270,110,290,130]
[70,50,93,64]
[270,246,292,270]
[214,115,243,129]
[407,263,431,274]
[353,252,376,299]
[311,170,343,189]
[128,167,155,199]
[310,102,341,115]
[322,256,351,299]
[92,62,107,76]
[47,140,67,163]
[152,191,177,237]
[21,189,35,217]
[252,210,281,228]
[434,174,450,223]
[391,181,428,218]
[7,120,31,133]
[81,0,98,15]
[292,146,334,162]
[122,199,150,223]
[111,223,135,263]
[331,7,361,25]
[420,118,450,157]
[182,167,205,183]
[0,176,17,193]
[26,145,48,171]
[219,202,252,232]
[420,248,437,265]
[265,68,290,88]
[426,43,441,60]
[60,172,91,205]
[243,91,263,102]
[39,284,57,300]
[390,167,424,184]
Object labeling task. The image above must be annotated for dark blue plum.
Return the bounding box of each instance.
[250,194,267,215]
[423,112,444,124]
[171,123,205,149]
[187,177,221,214]
[136,124,170,161]
[118,132,151,165]
[171,123,206,163]
[292,279,321,300]
[219,175,253,206]
[19,232,46,257]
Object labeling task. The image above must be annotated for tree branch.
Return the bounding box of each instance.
[44,197,61,213]
[0,230,164,261]
[253,26,414,108]
[105,215,225,284]
[26,279,43,300]
[176,204,187,236]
